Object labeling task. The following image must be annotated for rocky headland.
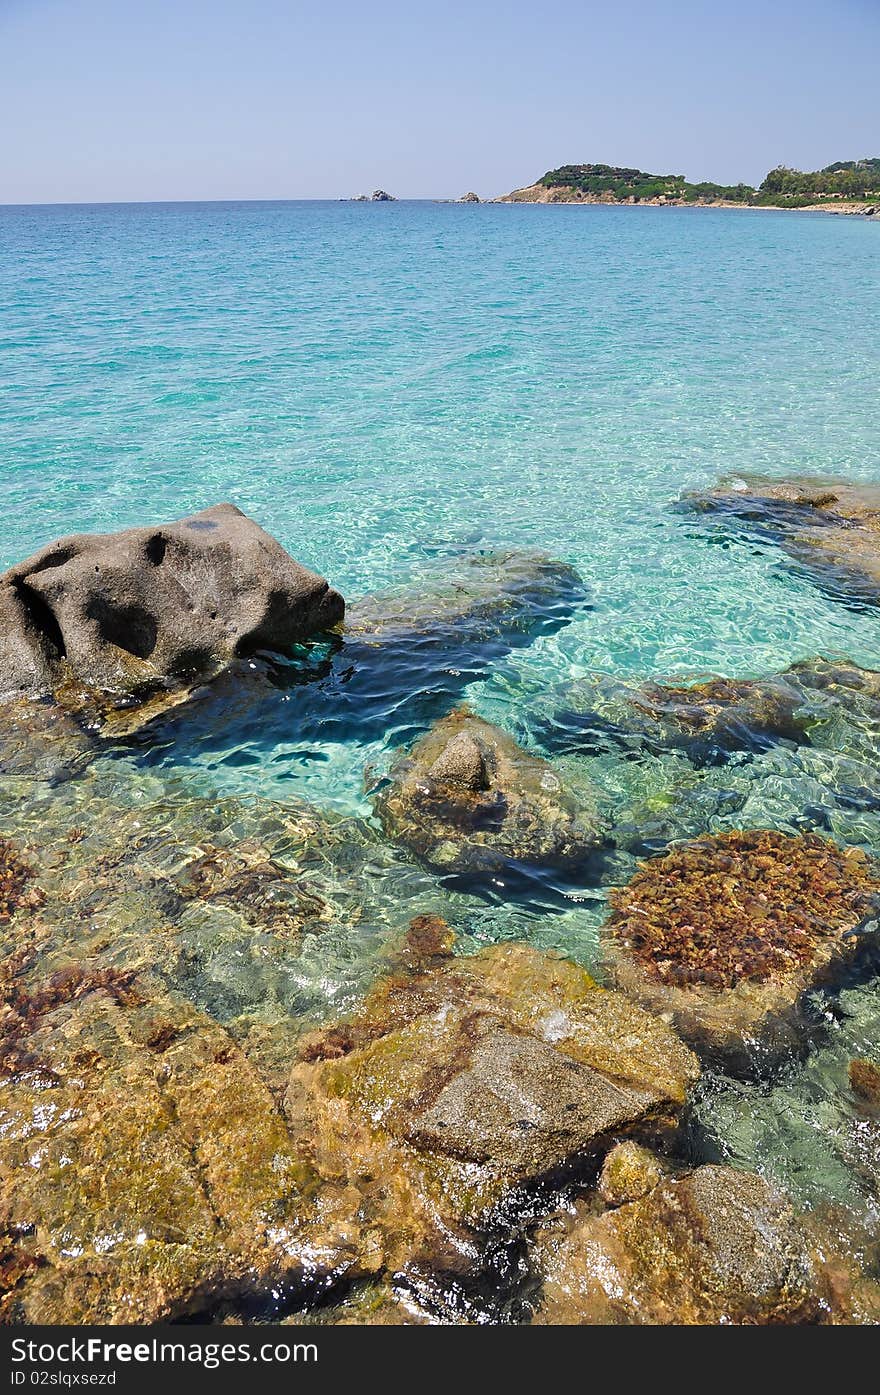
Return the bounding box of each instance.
[497,158,880,212]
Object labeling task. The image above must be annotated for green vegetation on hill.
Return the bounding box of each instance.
[538,164,754,203]
[530,159,880,207]
[757,158,880,206]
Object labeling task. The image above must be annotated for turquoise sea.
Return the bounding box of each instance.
[3,200,880,1224]
[4,203,880,796]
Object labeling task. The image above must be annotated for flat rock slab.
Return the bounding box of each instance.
[679,475,880,607]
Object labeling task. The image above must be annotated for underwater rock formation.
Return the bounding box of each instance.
[0,964,329,1323]
[596,1140,664,1206]
[0,504,343,727]
[0,699,99,785]
[345,549,587,648]
[602,830,880,1071]
[0,732,462,1091]
[535,669,808,764]
[131,547,591,751]
[0,839,43,924]
[0,814,451,1323]
[788,655,880,715]
[284,927,699,1276]
[374,708,604,875]
[532,1163,827,1325]
[846,1058,880,1199]
[850,1056,880,1109]
[679,475,880,607]
[284,1281,431,1326]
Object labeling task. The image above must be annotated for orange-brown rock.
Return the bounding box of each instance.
[602,830,880,1069]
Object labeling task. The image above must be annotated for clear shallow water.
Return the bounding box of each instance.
[3,201,880,1220]
[3,201,880,810]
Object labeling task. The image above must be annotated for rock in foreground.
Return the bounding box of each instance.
[284,929,699,1275]
[0,504,343,724]
[533,1163,826,1324]
[0,970,320,1323]
[603,830,880,1070]
[374,708,604,875]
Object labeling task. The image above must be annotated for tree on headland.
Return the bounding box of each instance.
[758,158,880,204]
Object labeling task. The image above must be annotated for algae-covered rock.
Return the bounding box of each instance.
[0,768,436,1089]
[602,830,880,1071]
[597,1140,664,1206]
[0,839,43,925]
[0,791,473,1322]
[284,928,699,1275]
[532,1164,826,1325]
[850,1057,880,1109]
[679,474,880,607]
[375,708,604,876]
[0,964,338,1323]
[0,504,343,728]
[284,1281,431,1326]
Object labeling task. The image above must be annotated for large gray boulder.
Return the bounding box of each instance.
[0,504,343,722]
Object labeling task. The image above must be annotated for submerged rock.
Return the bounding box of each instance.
[0,699,98,784]
[532,1163,827,1325]
[537,669,808,764]
[846,1058,880,1198]
[850,1057,880,1109]
[679,474,880,607]
[602,830,880,1071]
[345,548,587,647]
[787,655,880,717]
[627,674,807,754]
[597,1140,664,1206]
[0,839,43,924]
[0,962,329,1323]
[284,928,699,1276]
[0,504,343,727]
[135,548,590,750]
[0,814,458,1322]
[374,708,604,875]
[284,1280,431,1326]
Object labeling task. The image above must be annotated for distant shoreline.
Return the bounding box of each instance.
[488,198,878,217]
[495,160,880,216]
[0,197,876,216]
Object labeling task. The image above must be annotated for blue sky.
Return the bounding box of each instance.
[1,0,878,203]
